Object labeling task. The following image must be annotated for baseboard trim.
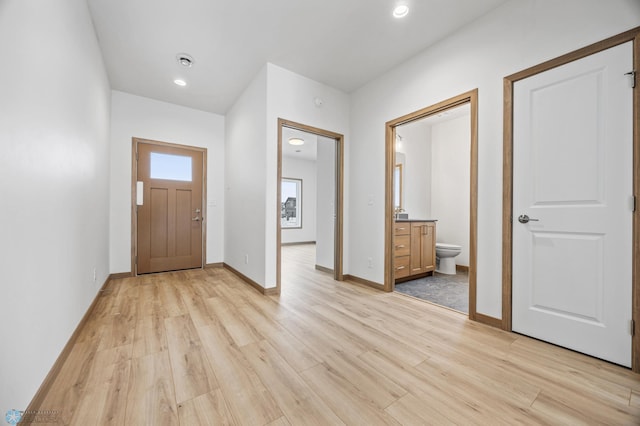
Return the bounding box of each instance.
[315,264,334,274]
[25,275,112,414]
[344,274,384,290]
[456,265,469,273]
[223,263,279,295]
[204,262,224,269]
[474,313,503,329]
[281,241,316,246]
[109,272,133,280]
[264,287,279,296]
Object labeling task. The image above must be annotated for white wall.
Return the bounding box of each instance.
[109,91,225,273]
[349,0,640,317]
[281,156,317,244]
[0,0,111,411]
[265,63,351,288]
[226,63,349,289]
[431,115,471,267]
[316,138,336,270]
[225,66,268,285]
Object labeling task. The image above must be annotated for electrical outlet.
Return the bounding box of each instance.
[367,257,373,268]
[245,254,249,264]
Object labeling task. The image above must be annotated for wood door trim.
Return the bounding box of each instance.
[276,119,345,294]
[131,138,207,276]
[384,89,479,321]
[502,27,640,371]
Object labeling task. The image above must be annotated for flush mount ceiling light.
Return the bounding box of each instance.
[174,79,187,86]
[288,137,305,146]
[176,53,194,68]
[393,4,409,18]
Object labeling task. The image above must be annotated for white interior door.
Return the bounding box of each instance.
[512,42,634,367]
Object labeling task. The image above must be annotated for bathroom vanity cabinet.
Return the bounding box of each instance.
[394,220,436,282]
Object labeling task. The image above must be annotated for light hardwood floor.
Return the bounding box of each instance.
[31,243,640,425]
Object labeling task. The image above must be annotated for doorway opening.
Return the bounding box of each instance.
[394,103,471,313]
[276,119,344,293]
[385,90,479,319]
[131,138,207,275]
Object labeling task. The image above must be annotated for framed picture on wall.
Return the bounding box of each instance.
[281,177,302,228]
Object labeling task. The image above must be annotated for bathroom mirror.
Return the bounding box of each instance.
[394,163,403,210]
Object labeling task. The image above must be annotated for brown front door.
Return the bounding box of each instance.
[136,140,204,274]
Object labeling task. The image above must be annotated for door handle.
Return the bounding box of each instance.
[192,217,201,221]
[518,214,539,224]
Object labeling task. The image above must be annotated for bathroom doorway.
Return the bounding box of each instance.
[384,90,479,319]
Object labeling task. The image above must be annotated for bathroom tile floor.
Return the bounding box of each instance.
[394,271,469,313]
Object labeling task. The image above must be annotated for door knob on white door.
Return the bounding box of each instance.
[518,214,539,224]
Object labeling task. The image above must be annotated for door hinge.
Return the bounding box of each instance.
[633,196,637,212]
[625,70,636,88]
[631,319,635,336]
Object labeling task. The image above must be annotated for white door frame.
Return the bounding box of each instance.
[502,27,640,371]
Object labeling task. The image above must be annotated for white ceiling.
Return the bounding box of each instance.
[282,128,318,162]
[87,0,508,115]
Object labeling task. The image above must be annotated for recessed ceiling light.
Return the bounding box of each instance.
[288,138,305,146]
[393,4,409,18]
[174,79,187,87]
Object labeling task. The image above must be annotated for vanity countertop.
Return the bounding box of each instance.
[395,218,437,222]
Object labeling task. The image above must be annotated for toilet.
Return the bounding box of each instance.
[435,243,462,274]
